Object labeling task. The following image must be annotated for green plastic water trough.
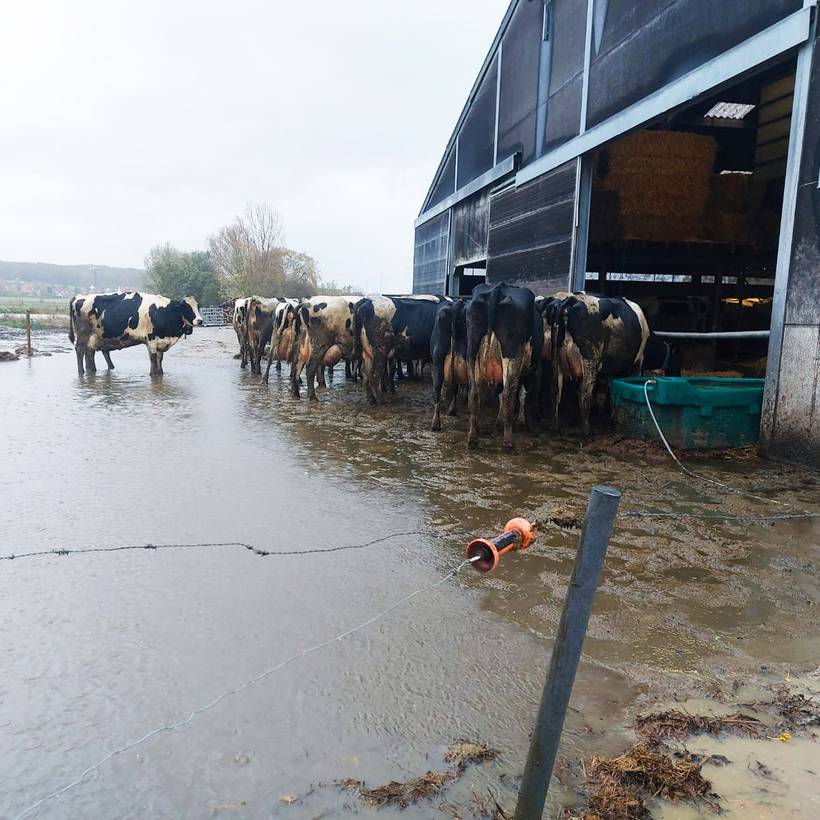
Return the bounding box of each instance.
[610,376,765,450]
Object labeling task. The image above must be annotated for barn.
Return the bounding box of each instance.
[412,0,820,469]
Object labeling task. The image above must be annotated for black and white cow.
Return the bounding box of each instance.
[233,297,251,367]
[245,297,283,375]
[291,296,358,400]
[550,293,650,433]
[69,291,203,376]
[430,298,468,431]
[353,294,443,404]
[263,298,300,383]
[465,283,543,451]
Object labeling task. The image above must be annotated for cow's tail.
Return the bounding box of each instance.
[487,282,504,333]
[352,298,371,358]
[68,297,75,344]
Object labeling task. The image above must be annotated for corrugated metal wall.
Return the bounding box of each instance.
[486,160,577,293]
[450,189,491,269]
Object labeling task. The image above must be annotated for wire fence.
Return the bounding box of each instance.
[5,379,819,818]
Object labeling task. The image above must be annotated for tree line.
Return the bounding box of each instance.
[145,203,357,305]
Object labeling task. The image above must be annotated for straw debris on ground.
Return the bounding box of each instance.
[634,709,764,740]
[337,771,451,808]
[445,740,500,769]
[772,689,820,730]
[572,740,718,819]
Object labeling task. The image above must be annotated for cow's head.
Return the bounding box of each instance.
[179,296,204,334]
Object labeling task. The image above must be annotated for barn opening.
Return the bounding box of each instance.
[583,57,795,379]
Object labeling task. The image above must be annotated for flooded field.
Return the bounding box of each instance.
[2,326,819,818]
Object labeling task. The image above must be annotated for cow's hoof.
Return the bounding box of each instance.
[502,442,516,453]
[308,395,319,403]
[467,439,478,450]
[431,422,441,432]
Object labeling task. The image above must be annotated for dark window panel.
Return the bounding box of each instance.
[413,212,450,294]
[457,58,498,189]
[544,75,583,152]
[427,150,456,210]
[497,0,543,167]
[549,0,587,95]
[588,0,803,127]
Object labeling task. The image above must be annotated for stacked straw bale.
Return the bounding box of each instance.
[595,131,717,242]
[705,171,752,243]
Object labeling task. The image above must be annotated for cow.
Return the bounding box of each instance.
[430,298,468,431]
[465,283,543,451]
[291,296,358,400]
[550,293,650,433]
[263,299,300,383]
[353,294,443,404]
[232,297,251,367]
[69,291,203,376]
[245,296,283,375]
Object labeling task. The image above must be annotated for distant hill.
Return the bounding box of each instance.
[0,260,144,291]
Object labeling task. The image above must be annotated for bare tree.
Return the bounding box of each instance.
[209,203,286,297]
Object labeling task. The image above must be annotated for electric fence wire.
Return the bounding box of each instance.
[0,529,441,563]
[12,556,479,820]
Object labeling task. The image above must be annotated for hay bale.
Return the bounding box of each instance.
[594,131,717,238]
[709,172,752,213]
[609,130,717,162]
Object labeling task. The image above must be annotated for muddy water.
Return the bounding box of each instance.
[1,327,819,818]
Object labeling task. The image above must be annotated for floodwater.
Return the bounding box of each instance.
[1,327,819,819]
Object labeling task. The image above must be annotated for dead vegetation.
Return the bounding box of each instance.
[772,689,820,731]
[570,740,718,819]
[336,740,501,810]
[337,771,452,808]
[445,740,500,769]
[634,709,764,740]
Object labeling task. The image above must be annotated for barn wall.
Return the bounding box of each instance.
[767,33,820,469]
[486,160,576,294]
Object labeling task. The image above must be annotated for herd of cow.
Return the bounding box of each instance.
[66,284,650,450]
[232,284,650,450]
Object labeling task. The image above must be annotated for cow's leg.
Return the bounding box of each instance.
[101,350,115,370]
[577,361,599,436]
[317,365,327,388]
[305,354,322,402]
[362,352,382,404]
[75,344,85,374]
[148,350,157,376]
[446,383,459,416]
[553,367,564,429]
[327,363,334,382]
[500,356,525,451]
[240,342,248,368]
[85,349,97,373]
[387,360,397,393]
[263,346,275,384]
[467,368,482,449]
[276,360,282,372]
[431,359,444,431]
[157,351,165,375]
[344,359,352,380]
[290,358,304,398]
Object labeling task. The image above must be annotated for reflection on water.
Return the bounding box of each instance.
[1,328,819,818]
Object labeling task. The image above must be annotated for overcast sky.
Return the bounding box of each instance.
[0,0,504,293]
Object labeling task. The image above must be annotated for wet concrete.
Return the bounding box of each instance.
[1,327,819,818]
